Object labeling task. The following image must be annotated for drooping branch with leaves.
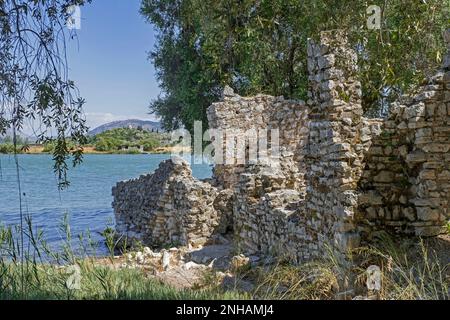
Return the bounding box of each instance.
[0,0,91,188]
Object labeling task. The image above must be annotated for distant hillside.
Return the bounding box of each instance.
[88,120,163,136]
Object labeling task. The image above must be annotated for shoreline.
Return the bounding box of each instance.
[0,145,191,155]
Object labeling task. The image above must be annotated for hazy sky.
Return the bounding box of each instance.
[66,0,160,130]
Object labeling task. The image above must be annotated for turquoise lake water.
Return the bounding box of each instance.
[0,154,212,255]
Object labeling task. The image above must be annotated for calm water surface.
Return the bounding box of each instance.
[0,154,212,255]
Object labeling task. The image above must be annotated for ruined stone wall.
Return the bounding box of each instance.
[207,91,309,191]
[206,91,311,260]
[357,59,450,238]
[113,29,449,262]
[230,31,371,261]
[113,158,226,247]
[221,30,449,261]
[301,31,367,257]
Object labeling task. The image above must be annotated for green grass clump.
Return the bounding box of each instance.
[0,218,246,300]
[0,215,447,300]
[0,261,245,300]
[353,234,449,300]
[232,235,448,300]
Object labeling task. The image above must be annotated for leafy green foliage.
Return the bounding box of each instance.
[91,128,166,152]
[42,140,77,153]
[0,0,92,188]
[0,128,170,154]
[0,143,15,154]
[143,0,449,131]
[0,135,31,153]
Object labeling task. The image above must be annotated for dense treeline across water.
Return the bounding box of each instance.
[0,128,171,154]
[90,127,170,153]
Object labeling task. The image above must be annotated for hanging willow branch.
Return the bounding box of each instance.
[0,0,91,188]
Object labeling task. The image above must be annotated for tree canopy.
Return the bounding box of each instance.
[142,0,449,132]
[91,127,165,152]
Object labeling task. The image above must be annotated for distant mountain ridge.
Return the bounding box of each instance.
[88,119,163,136]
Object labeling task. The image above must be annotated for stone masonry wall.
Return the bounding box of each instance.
[113,29,450,261]
[207,90,309,192]
[212,30,450,261]
[357,50,450,238]
[301,31,366,257]
[113,158,226,247]
[227,31,374,261]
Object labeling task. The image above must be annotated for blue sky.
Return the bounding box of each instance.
[66,0,160,130]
